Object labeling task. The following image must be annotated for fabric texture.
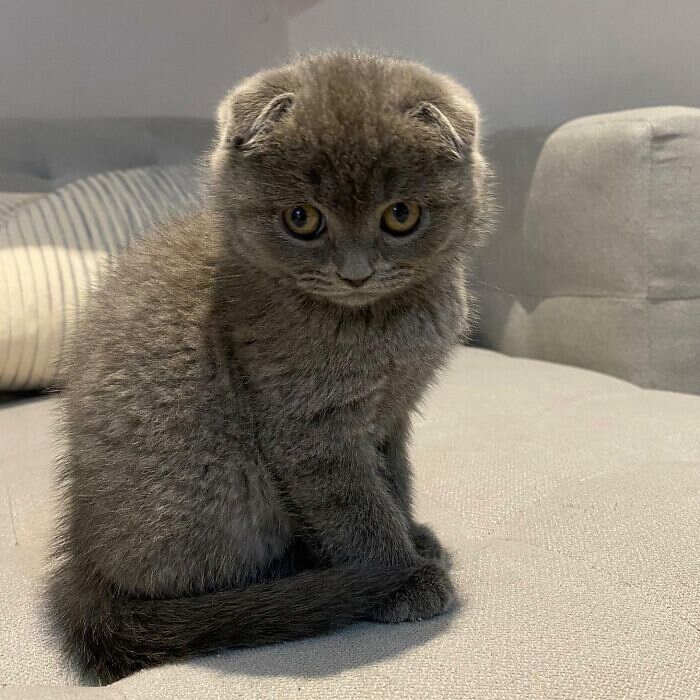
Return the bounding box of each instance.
[2,347,699,699]
[476,106,700,394]
[0,194,44,224]
[0,164,202,391]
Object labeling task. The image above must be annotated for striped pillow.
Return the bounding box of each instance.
[0,193,45,223]
[0,165,201,391]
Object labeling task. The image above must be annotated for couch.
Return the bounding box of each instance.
[1,110,699,699]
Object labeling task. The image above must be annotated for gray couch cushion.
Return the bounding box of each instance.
[2,347,699,698]
[477,107,700,394]
[0,118,214,193]
[476,126,554,304]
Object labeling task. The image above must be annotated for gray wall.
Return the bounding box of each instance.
[0,0,289,121]
[288,0,700,131]
[2,1,699,131]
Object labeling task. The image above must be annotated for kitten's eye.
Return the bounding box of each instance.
[282,204,326,239]
[381,201,422,236]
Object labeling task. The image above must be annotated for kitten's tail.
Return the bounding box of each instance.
[50,563,421,684]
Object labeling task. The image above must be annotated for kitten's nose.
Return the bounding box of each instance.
[336,249,374,287]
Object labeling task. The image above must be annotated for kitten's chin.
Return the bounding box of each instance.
[329,293,377,308]
[310,289,383,308]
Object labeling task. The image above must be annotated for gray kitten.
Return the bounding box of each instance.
[48,51,490,683]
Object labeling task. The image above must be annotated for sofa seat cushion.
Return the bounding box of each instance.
[1,348,699,698]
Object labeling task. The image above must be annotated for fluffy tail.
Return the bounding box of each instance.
[49,563,419,684]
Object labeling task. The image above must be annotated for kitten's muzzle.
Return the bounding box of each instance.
[336,248,375,287]
[337,270,374,287]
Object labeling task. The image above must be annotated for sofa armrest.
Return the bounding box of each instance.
[475,107,700,394]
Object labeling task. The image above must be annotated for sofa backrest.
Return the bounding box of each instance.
[0,117,214,192]
[476,107,700,395]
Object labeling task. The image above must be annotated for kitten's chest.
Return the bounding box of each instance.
[236,302,451,438]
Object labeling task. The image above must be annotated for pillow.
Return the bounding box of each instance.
[476,107,700,395]
[0,165,201,391]
[0,193,45,224]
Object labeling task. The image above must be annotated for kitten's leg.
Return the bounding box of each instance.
[286,440,418,569]
[379,417,450,566]
[410,523,450,565]
[282,437,454,623]
[377,417,413,518]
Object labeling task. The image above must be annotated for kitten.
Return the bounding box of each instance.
[48,51,490,683]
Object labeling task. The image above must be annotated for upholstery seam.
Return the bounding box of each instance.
[644,120,654,390]
[5,483,19,546]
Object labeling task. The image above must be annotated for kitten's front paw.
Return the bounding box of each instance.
[411,523,451,567]
[371,562,455,623]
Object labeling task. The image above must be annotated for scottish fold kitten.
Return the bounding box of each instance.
[49,51,490,683]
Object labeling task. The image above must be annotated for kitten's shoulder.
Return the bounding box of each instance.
[64,212,218,390]
[113,211,217,300]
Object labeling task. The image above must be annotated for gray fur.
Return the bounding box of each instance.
[48,51,490,683]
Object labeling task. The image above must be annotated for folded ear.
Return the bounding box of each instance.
[407,100,477,161]
[214,88,294,163]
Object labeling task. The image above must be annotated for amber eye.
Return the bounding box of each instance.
[282,204,326,239]
[381,201,422,236]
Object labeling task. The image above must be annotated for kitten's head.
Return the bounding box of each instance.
[208,52,488,307]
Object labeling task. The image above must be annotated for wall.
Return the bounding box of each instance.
[0,0,288,120]
[2,1,699,131]
[288,0,700,132]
